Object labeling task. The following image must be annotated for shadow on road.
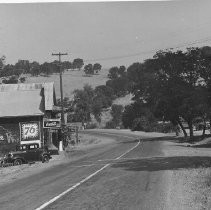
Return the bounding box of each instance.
[119,136,176,144]
[111,156,211,172]
[141,136,194,143]
[135,134,211,144]
[191,143,211,148]
[118,139,140,144]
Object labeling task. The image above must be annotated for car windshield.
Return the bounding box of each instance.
[16,144,39,151]
[28,145,39,150]
[16,145,27,151]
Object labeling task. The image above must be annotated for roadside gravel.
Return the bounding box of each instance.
[163,140,211,210]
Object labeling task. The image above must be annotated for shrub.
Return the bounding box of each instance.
[105,121,117,129]
[19,77,26,83]
[131,117,175,133]
[86,123,98,129]
[153,122,176,133]
[2,76,19,84]
[131,117,151,132]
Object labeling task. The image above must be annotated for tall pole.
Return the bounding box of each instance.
[52,52,68,126]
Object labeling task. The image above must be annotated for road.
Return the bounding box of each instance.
[0,130,169,210]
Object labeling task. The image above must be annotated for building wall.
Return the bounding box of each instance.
[0,116,43,144]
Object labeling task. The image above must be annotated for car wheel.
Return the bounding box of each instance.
[14,159,23,166]
[42,155,49,163]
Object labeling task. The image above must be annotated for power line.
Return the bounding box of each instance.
[83,36,211,63]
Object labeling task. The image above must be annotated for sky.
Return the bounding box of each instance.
[1,1,211,68]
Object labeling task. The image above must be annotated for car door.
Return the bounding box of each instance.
[27,144,38,161]
[19,145,28,160]
[33,144,41,161]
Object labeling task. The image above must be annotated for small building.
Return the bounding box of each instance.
[0,82,60,149]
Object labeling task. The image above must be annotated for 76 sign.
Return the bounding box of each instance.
[20,122,40,141]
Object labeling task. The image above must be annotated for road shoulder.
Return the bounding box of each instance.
[162,139,211,210]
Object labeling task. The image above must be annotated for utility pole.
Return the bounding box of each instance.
[52,52,68,126]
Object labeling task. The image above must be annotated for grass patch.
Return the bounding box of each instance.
[79,135,101,145]
[25,69,109,98]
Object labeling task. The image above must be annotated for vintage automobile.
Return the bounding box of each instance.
[0,143,51,166]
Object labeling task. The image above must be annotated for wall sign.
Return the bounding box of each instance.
[43,119,61,128]
[0,135,4,141]
[19,121,41,141]
[0,126,8,142]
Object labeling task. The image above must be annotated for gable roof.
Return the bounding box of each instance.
[42,83,56,110]
[0,83,56,117]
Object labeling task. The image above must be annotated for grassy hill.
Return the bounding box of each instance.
[25,69,110,99]
[113,93,133,107]
[25,69,134,128]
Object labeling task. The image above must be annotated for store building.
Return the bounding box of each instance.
[0,82,60,149]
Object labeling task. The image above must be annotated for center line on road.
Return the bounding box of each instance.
[35,140,141,210]
[115,140,140,160]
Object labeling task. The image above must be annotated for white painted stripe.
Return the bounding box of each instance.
[97,158,120,162]
[88,141,140,163]
[97,157,142,162]
[115,140,140,160]
[35,140,140,210]
[35,164,110,210]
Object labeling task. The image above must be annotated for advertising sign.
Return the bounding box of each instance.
[43,119,61,128]
[19,121,41,141]
[0,126,7,142]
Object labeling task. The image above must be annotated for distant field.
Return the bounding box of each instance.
[25,69,110,99]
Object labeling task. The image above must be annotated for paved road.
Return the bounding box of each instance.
[0,130,168,210]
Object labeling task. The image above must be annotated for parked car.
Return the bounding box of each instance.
[0,143,51,166]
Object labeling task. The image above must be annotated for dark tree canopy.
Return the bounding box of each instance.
[125,47,211,140]
[93,63,102,74]
[108,66,119,79]
[84,64,94,75]
[73,58,84,70]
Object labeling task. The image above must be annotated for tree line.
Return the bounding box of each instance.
[2,46,211,140]
[69,46,211,141]
[0,57,102,84]
[122,46,211,140]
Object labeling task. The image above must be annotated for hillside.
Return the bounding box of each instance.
[113,93,133,107]
[25,69,110,99]
[24,69,134,128]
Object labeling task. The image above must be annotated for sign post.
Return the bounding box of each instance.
[43,119,61,151]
